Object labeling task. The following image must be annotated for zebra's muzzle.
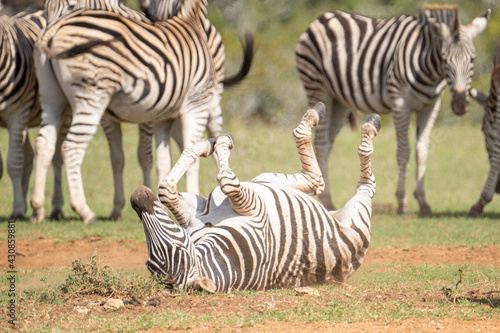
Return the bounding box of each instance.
[451,91,469,116]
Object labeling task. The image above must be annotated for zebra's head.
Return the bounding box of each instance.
[140,0,204,22]
[427,9,490,116]
[42,0,122,22]
[130,186,216,292]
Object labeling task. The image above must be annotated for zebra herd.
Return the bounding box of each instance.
[1,1,499,291]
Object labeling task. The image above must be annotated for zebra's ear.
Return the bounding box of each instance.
[464,9,491,39]
[469,88,489,109]
[196,276,216,293]
[428,19,450,40]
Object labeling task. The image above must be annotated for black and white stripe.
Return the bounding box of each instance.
[469,43,500,217]
[295,5,489,214]
[131,104,381,292]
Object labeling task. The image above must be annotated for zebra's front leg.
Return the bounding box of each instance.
[469,143,500,217]
[214,133,265,217]
[158,139,215,229]
[414,102,440,216]
[392,103,412,214]
[253,103,325,195]
[138,123,154,189]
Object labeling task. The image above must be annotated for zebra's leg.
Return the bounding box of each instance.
[314,97,351,211]
[22,131,34,211]
[100,116,125,220]
[180,111,211,194]
[138,123,154,189]
[469,141,500,217]
[213,133,266,217]
[252,103,325,195]
[207,105,223,139]
[6,111,30,220]
[154,120,174,187]
[49,112,70,221]
[392,101,412,214]
[31,47,68,223]
[158,139,215,229]
[61,101,109,223]
[414,100,440,216]
[329,114,380,280]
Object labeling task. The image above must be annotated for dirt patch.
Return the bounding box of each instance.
[1,238,499,270]
[3,239,499,332]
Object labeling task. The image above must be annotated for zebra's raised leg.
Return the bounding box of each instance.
[213,133,266,217]
[414,100,440,216]
[158,139,215,230]
[252,102,325,195]
[314,97,351,210]
[329,114,380,280]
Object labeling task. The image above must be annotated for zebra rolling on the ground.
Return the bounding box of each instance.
[468,43,500,217]
[131,103,381,292]
[31,0,249,223]
[0,9,68,220]
[296,5,489,215]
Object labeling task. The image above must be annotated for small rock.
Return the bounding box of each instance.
[103,298,124,309]
[294,286,320,296]
[73,306,89,315]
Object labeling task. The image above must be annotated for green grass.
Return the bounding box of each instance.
[1,110,499,331]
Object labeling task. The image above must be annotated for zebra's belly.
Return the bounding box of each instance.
[107,96,181,124]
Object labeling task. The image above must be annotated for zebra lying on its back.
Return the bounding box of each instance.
[469,43,500,217]
[296,5,489,215]
[131,103,381,292]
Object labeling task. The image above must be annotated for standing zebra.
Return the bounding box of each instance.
[131,103,381,292]
[0,9,67,220]
[31,0,241,223]
[296,5,489,214]
[468,43,500,217]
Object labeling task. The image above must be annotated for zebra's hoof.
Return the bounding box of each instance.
[215,132,234,149]
[312,102,325,120]
[364,114,382,133]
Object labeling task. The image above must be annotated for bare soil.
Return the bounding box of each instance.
[2,238,499,332]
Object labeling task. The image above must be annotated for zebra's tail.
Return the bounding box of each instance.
[222,31,254,87]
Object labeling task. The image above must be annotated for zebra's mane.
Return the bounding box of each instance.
[418,4,460,32]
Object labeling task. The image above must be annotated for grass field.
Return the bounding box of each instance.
[1,111,499,332]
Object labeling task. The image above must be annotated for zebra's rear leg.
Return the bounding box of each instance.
[331,114,380,222]
[158,139,215,229]
[252,103,325,195]
[214,133,265,217]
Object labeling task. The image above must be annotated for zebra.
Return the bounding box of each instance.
[31,0,251,223]
[36,0,250,222]
[468,43,500,217]
[131,103,381,292]
[0,9,69,220]
[295,5,490,214]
